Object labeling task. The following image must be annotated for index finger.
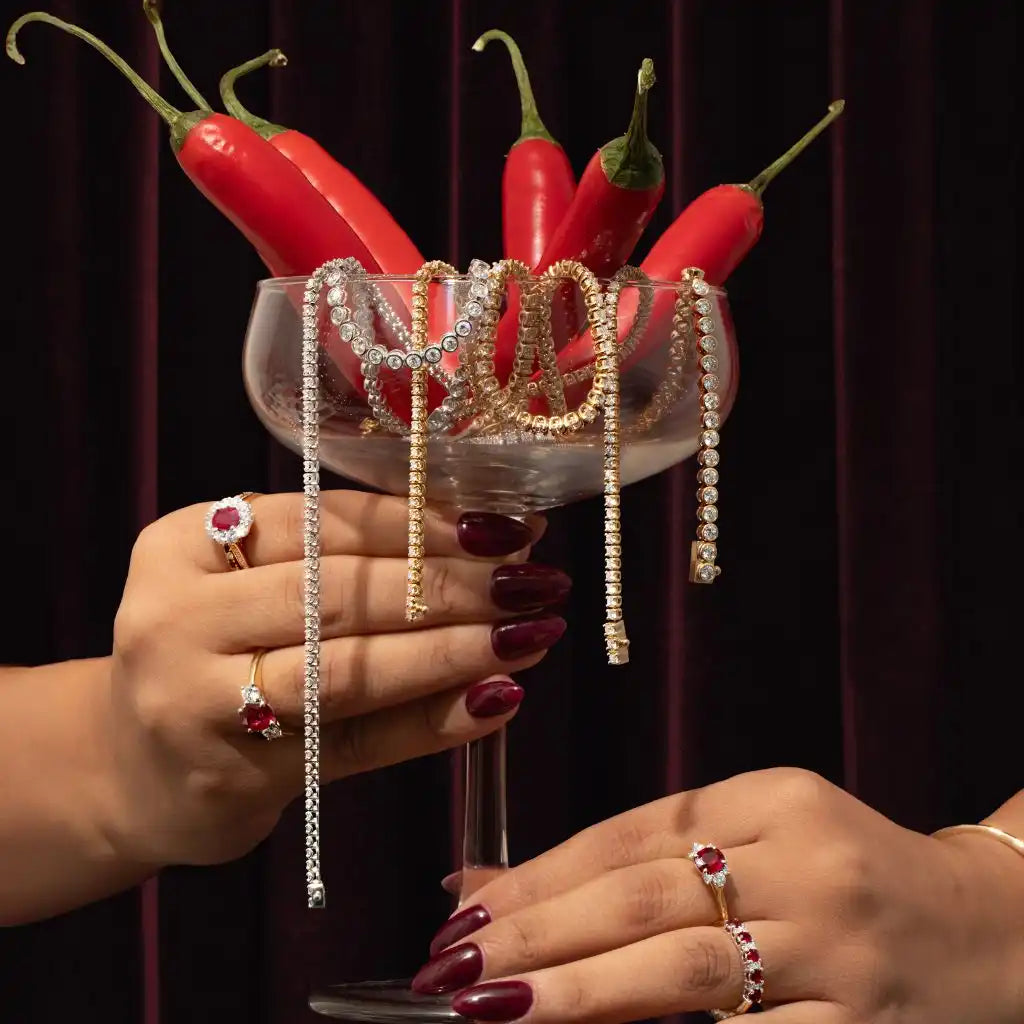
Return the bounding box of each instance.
[460,772,772,918]
[154,491,546,572]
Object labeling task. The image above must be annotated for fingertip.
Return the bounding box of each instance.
[465,677,524,718]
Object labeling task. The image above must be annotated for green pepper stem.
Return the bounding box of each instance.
[6,11,183,125]
[747,100,846,197]
[472,29,554,146]
[142,1,211,111]
[623,58,656,167]
[219,49,289,138]
[598,58,663,191]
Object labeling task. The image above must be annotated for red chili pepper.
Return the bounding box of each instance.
[473,29,575,266]
[544,101,845,408]
[491,58,664,387]
[7,11,416,423]
[214,43,448,419]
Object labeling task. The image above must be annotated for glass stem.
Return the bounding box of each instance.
[458,728,509,903]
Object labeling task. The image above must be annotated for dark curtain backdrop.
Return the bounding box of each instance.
[0,0,1019,1021]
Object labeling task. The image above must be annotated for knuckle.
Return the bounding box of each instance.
[281,496,305,554]
[498,915,541,967]
[767,766,831,816]
[623,863,680,932]
[425,560,462,617]
[677,933,731,995]
[600,815,653,868]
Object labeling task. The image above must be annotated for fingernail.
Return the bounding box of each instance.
[466,679,524,719]
[452,981,534,1021]
[491,615,566,661]
[440,871,463,895]
[410,942,483,995]
[429,903,491,956]
[458,512,534,557]
[491,563,572,612]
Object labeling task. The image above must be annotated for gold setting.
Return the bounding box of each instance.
[321,259,725,661]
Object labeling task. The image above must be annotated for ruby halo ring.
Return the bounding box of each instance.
[709,919,764,1019]
[204,493,257,570]
[238,650,283,741]
[688,841,730,924]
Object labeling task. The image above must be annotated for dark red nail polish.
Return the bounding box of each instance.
[429,903,491,956]
[491,615,566,661]
[465,680,524,719]
[491,563,572,612]
[410,942,483,995]
[452,981,534,1021]
[458,513,534,557]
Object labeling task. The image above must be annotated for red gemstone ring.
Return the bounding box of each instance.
[688,841,730,924]
[238,650,283,741]
[204,492,257,570]
[709,919,764,1019]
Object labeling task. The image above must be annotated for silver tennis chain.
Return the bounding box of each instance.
[300,259,356,909]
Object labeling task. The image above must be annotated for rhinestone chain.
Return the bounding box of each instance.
[406,261,458,621]
[684,268,723,584]
[300,261,333,910]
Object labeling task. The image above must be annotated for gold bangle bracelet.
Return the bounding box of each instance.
[932,823,1024,858]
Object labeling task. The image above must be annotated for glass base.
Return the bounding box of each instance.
[309,980,463,1023]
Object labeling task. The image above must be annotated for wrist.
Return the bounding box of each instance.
[936,828,1024,1022]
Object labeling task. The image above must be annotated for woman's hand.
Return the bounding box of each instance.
[103,490,567,869]
[412,768,1024,1023]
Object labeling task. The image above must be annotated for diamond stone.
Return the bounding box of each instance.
[384,352,404,371]
[696,563,716,583]
[703,393,721,410]
[698,316,715,334]
[405,352,423,369]
[700,523,719,541]
[701,374,720,392]
[326,286,343,306]
[700,336,717,352]
[701,430,720,448]
[694,298,712,315]
[367,346,385,365]
[699,468,719,486]
[699,449,720,467]
[339,322,357,342]
[423,346,442,364]
[465,300,484,318]
[701,354,719,372]
[469,258,489,277]
[692,278,710,296]
[699,486,719,504]
[702,411,721,429]
[698,542,717,561]
[329,305,350,325]
[699,505,719,523]
[454,319,473,337]
[440,334,459,352]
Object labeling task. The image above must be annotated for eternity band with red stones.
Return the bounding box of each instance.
[688,841,731,924]
[708,919,764,1019]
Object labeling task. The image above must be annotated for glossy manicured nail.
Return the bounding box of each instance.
[457,512,534,557]
[440,870,463,895]
[410,942,483,995]
[429,903,491,957]
[452,981,534,1021]
[491,563,572,612]
[466,679,524,719]
[491,614,566,661]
